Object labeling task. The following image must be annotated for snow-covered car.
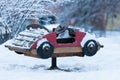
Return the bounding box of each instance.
[5,24,103,59]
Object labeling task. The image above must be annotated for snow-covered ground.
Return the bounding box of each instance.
[0,31,120,80]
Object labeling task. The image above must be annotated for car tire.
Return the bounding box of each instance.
[83,40,98,56]
[37,41,54,59]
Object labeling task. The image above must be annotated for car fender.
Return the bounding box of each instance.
[81,32,98,47]
[37,38,48,49]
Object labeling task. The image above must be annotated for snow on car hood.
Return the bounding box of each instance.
[7,28,49,49]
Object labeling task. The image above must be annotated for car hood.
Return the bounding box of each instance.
[6,28,49,49]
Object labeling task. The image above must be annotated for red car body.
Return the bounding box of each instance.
[5,24,103,59]
[31,31,86,48]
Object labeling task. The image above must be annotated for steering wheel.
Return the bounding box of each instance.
[26,24,50,32]
[55,25,68,34]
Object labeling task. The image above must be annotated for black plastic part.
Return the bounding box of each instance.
[49,58,59,70]
[83,40,98,56]
[15,51,23,54]
[57,37,75,43]
[48,58,72,72]
[37,42,54,59]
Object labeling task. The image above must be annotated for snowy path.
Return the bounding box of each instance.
[0,31,120,80]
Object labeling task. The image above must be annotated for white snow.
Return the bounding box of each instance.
[5,28,49,49]
[0,31,120,80]
[19,28,48,37]
[44,24,59,31]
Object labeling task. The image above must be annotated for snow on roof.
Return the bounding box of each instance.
[44,24,59,31]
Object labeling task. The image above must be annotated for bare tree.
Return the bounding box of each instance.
[0,0,58,38]
[56,0,120,36]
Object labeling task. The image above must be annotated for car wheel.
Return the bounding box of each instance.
[83,40,98,56]
[37,41,54,59]
[15,51,23,54]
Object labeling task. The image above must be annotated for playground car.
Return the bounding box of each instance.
[5,24,103,59]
